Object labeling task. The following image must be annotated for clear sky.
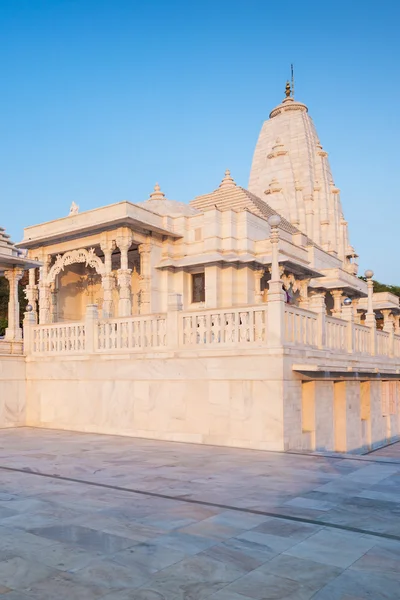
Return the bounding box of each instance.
[1,0,399,283]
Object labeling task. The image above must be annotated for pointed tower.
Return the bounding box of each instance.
[248,83,355,265]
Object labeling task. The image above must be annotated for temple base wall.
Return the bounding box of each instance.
[0,356,26,428]
[22,351,400,454]
[25,352,286,451]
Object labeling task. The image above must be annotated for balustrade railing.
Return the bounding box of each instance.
[394,334,400,358]
[181,306,267,346]
[354,323,371,355]
[326,316,347,352]
[284,306,318,347]
[97,315,167,352]
[32,322,85,355]
[23,302,400,364]
[377,330,390,356]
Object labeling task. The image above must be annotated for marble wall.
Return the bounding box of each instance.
[0,356,26,428]
[25,352,286,451]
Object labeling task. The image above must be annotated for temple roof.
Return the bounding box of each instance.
[136,183,198,216]
[0,225,39,273]
[190,170,304,237]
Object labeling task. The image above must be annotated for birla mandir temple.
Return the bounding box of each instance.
[1,83,400,453]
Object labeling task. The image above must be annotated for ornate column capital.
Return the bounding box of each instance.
[4,267,24,283]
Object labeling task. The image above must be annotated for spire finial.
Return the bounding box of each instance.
[285,81,291,98]
[219,169,236,189]
[149,182,166,200]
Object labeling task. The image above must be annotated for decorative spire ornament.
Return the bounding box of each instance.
[219,169,236,189]
[149,183,166,200]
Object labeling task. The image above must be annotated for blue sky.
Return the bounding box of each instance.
[1,0,399,283]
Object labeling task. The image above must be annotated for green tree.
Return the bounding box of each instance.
[359,276,400,298]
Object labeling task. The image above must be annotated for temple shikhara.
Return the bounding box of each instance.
[1,84,400,453]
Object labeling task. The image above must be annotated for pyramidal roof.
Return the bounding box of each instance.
[190,170,302,237]
[0,225,40,273]
[0,226,21,258]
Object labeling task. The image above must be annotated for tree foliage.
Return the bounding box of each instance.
[359,276,400,298]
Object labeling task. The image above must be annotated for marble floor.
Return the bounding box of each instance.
[0,429,398,598]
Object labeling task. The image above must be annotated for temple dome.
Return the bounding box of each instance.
[248,88,354,263]
[136,183,198,216]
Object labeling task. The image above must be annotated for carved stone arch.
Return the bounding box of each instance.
[46,248,105,284]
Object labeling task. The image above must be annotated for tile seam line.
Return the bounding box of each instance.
[0,465,398,543]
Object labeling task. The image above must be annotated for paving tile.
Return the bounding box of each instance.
[150,531,217,555]
[312,569,400,599]
[236,530,298,552]
[0,557,55,590]
[74,558,150,591]
[258,554,343,591]
[113,541,186,572]
[284,528,377,568]
[21,571,107,600]
[28,524,136,554]
[220,569,315,600]
[132,553,244,600]
[249,518,320,541]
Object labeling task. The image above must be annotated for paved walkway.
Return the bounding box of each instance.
[0,429,398,599]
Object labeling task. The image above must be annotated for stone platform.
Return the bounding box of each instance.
[0,428,398,598]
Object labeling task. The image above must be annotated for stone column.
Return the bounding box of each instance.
[50,282,58,323]
[116,235,133,317]
[100,240,116,319]
[309,291,327,349]
[24,267,39,323]
[254,268,264,304]
[23,307,36,354]
[382,309,394,333]
[138,242,151,314]
[394,315,400,335]
[364,270,376,355]
[352,298,361,324]
[4,268,24,341]
[382,309,395,358]
[331,289,343,318]
[298,279,310,309]
[38,254,52,324]
[267,216,285,348]
[342,299,354,354]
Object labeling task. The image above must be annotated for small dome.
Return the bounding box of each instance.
[136,182,198,216]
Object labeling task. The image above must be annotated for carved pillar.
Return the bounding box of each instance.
[363,270,377,356]
[394,315,400,335]
[382,309,395,358]
[382,309,394,334]
[138,242,151,314]
[38,255,52,324]
[352,298,361,324]
[298,279,310,309]
[342,299,355,353]
[331,289,343,318]
[309,291,327,349]
[4,268,24,341]
[100,240,116,319]
[24,267,39,323]
[254,268,264,304]
[50,282,58,323]
[116,235,132,317]
[267,216,285,348]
